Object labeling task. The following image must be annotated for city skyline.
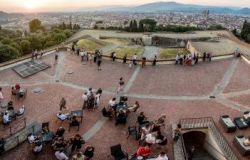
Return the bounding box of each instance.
[0,0,250,12]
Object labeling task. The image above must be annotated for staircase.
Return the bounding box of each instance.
[192,147,216,160]
[174,117,238,160]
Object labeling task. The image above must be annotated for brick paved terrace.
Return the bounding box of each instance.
[0,50,250,160]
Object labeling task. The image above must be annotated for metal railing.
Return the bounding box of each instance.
[179,117,238,160]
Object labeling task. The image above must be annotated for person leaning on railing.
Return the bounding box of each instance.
[173,124,182,142]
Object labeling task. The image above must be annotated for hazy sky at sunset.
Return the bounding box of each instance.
[0,0,249,12]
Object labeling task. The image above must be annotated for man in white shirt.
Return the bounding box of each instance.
[132,54,137,65]
[3,112,11,124]
[108,98,116,109]
[82,92,88,109]
[87,88,92,97]
[55,150,69,160]
[145,133,156,144]
[0,87,4,105]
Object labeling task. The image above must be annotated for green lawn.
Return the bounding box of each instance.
[102,38,129,46]
[112,47,143,58]
[159,48,189,59]
[77,38,108,51]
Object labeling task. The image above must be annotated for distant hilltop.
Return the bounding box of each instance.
[80,1,250,15]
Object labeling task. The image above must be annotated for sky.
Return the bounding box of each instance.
[0,0,249,12]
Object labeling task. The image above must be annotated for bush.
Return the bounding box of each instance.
[0,44,20,62]
[20,40,31,54]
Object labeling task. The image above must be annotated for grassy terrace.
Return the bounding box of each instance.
[159,48,189,59]
[112,47,143,58]
[77,38,108,51]
[101,38,130,46]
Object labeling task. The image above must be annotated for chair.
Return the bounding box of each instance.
[110,144,128,160]
[127,126,138,140]
[42,122,49,132]
[68,120,80,131]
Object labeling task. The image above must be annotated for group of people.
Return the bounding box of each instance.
[28,125,95,160]
[111,52,158,68]
[175,53,199,66]
[82,88,102,110]
[32,49,45,60]
[71,44,103,71]
[0,87,25,125]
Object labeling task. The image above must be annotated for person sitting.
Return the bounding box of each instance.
[137,112,149,126]
[3,112,11,125]
[16,105,25,116]
[108,98,116,110]
[83,145,95,160]
[151,124,161,133]
[115,110,127,125]
[70,116,80,126]
[156,131,168,146]
[155,152,169,160]
[136,143,152,158]
[33,138,43,155]
[70,134,85,153]
[101,107,112,118]
[55,149,69,160]
[11,87,17,95]
[15,84,21,91]
[243,137,250,146]
[7,101,14,111]
[156,114,166,127]
[55,127,65,137]
[145,133,157,144]
[141,124,151,141]
[57,112,68,121]
[128,101,140,112]
[52,137,67,151]
[72,152,84,160]
[27,133,36,144]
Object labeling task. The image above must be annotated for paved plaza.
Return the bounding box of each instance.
[0,50,250,160]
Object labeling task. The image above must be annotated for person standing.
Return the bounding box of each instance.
[59,97,66,111]
[112,52,116,63]
[55,53,59,64]
[132,53,137,66]
[152,55,157,66]
[0,87,4,106]
[117,77,125,93]
[82,92,88,109]
[141,57,146,68]
[97,53,102,71]
[80,50,84,62]
[123,54,127,64]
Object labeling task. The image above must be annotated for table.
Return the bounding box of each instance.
[219,115,236,133]
[70,110,83,123]
[116,104,128,111]
[234,117,248,129]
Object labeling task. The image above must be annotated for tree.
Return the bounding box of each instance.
[139,21,144,32]
[0,44,20,62]
[241,20,250,41]
[29,19,42,33]
[20,40,31,54]
[29,35,42,50]
[139,19,157,32]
